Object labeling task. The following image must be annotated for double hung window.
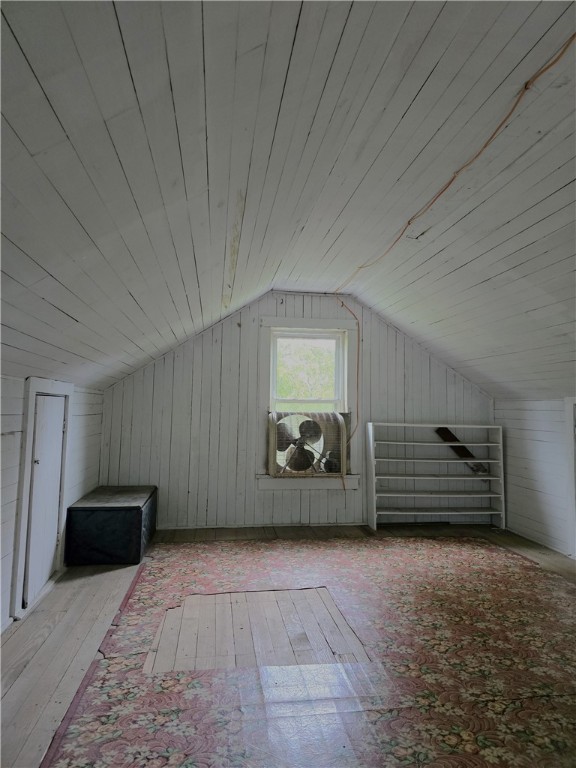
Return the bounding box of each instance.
[270,329,347,413]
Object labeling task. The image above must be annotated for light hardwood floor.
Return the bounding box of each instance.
[144,587,370,674]
[2,525,574,768]
[1,563,140,768]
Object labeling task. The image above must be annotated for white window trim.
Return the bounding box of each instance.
[258,316,359,484]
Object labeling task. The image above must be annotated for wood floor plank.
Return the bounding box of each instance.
[231,593,254,658]
[3,569,91,646]
[289,590,335,663]
[196,594,216,661]
[235,651,258,667]
[276,592,314,652]
[260,527,277,540]
[262,648,297,666]
[214,593,234,660]
[250,527,270,539]
[173,529,196,543]
[247,593,274,664]
[1,611,67,694]
[154,530,175,543]
[304,590,351,655]
[275,526,316,540]
[149,587,372,673]
[174,595,201,669]
[1,565,101,649]
[12,573,136,768]
[152,606,183,674]
[2,566,138,766]
[317,588,371,662]
[214,527,245,541]
[263,594,292,651]
[2,573,121,723]
[194,528,217,541]
[195,655,235,669]
[194,656,214,669]
[335,653,358,663]
[0,620,20,646]
[294,649,319,664]
[143,614,166,674]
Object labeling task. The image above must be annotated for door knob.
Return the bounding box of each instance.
[33,459,40,464]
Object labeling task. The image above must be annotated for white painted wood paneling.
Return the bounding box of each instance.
[1,377,25,630]
[63,388,104,512]
[100,291,492,529]
[1,3,574,401]
[495,399,574,557]
[0,377,103,630]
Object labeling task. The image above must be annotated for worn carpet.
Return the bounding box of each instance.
[42,535,576,767]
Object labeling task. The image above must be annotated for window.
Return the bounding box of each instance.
[270,329,347,412]
[257,315,359,488]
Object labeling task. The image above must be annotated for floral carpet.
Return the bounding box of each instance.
[42,535,576,768]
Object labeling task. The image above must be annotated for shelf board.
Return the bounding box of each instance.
[376,491,501,498]
[375,474,500,480]
[374,458,499,463]
[374,441,499,446]
[371,424,500,429]
[376,508,500,515]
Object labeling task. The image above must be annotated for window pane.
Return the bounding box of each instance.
[276,338,336,401]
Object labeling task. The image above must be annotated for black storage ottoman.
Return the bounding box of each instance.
[65,486,157,565]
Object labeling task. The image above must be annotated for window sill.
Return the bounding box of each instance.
[256,475,360,491]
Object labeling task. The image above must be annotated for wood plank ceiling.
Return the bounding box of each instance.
[1,1,574,399]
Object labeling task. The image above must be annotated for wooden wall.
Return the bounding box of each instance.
[100,292,492,529]
[1,377,103,630]
[1,378,24,630]
[495,399,575,557]
[2,3,573,401]
[62,389,104,511]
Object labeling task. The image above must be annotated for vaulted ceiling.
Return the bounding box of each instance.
[2,1,574,399]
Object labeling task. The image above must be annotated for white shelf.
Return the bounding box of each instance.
[375,457,500,463]
[374,508,496,515]
[376,474,500,480]
[376,490,500,497]
[375,441,499,446]
[366,423,505,530]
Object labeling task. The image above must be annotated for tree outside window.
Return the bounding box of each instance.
[271,330,346,413]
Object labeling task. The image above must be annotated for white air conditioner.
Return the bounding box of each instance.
[268,412,347,477]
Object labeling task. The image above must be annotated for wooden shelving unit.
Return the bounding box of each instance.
[366,423,505,530]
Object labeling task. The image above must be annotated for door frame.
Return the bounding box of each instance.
[11,377,74,620]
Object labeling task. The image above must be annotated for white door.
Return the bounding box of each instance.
[23,394,66,609]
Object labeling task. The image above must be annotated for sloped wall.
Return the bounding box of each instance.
[63,389,104,511]
[99,292,492,528]
[1,377,103,630]
[1,377,25,630]
[495,399,575,557]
